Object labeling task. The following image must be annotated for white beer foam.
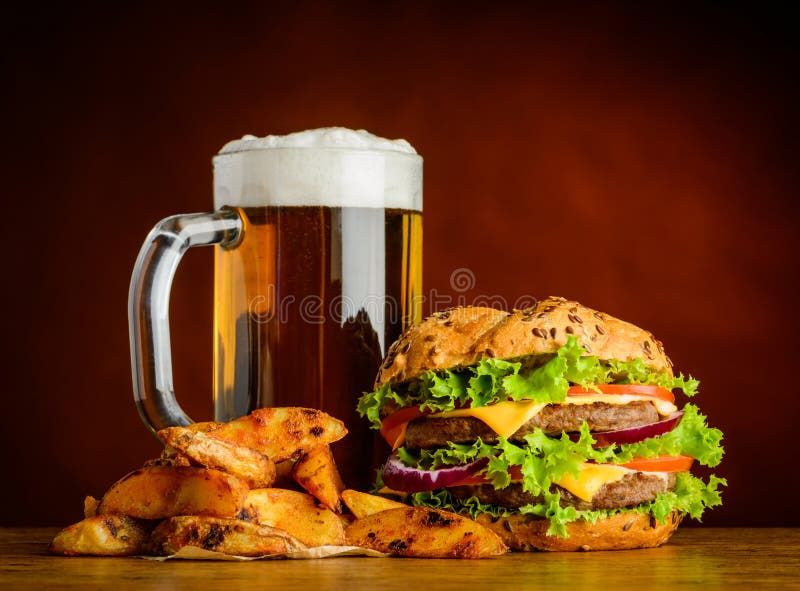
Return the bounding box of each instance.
[219,128,417,155]
[213,128,422,210]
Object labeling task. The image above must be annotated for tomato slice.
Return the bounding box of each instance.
[568,384,675,404]
[380,406,427,449]
[620,455,694,472]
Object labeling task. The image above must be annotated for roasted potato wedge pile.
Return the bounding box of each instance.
[51,407,346,557]
[51,407,506,559]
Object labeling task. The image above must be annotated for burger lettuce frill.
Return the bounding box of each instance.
[357,336,725,537]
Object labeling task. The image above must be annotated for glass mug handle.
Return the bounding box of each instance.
[128,210,242,433]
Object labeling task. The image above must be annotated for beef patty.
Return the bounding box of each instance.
[403,401,659,449]
[448,471,676,511]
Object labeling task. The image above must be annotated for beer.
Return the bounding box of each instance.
[214,205,422,486]
[211,129,423,488]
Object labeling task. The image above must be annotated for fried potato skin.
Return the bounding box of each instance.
[346,507,508,558]
[186,421,223,433]
[142,454,192,468]
[341,489,406,519]
[237,488,345,547]
[208,408,347,462]
[158,427,276,488]
[96,467,248,520]
[292,446,345,512]
[148,516,305,556]
[50,515,148,556]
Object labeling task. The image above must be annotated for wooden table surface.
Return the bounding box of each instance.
[1,527,797,590]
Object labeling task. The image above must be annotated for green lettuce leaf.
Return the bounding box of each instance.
[356,382,405,429]
[416,369,470,411]
[357,336,698,429]
[410,489,511,519]
[399,439,495,470]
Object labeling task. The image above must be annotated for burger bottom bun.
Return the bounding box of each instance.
[475,510,682,551]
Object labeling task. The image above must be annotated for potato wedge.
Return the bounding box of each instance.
[208,407,347,462]
[158,427,276,488]
[148,516,305,556]
[50,515,148,556]
[237,488,345,547]
[292,446,344,512]
[83,496,99,519]
[97,466,247,519]
[341,489,406,519]
[346,506,508,558]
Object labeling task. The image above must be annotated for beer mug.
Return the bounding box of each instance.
[129,128,422,486]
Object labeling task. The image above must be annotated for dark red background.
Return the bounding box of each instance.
[2,3,797,526]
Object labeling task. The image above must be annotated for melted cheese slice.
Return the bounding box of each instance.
[555,463,632,501]
[427,395,676,440]
[554,464,671,502]
[436,400,547,438]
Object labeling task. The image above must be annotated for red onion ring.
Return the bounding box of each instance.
[570,411,684,447]
[382,454,490,493]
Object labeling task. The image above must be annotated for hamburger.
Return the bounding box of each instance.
[357,297,725,551]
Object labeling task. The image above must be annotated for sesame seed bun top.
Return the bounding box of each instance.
[375,297,673,388]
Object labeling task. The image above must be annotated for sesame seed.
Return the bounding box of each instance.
[568,313,583,324]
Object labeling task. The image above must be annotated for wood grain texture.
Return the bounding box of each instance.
[0,528,798,590]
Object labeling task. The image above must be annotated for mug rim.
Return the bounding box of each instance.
[213,145,423,162]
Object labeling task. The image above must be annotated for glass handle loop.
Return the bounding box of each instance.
[128,210,242,433]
